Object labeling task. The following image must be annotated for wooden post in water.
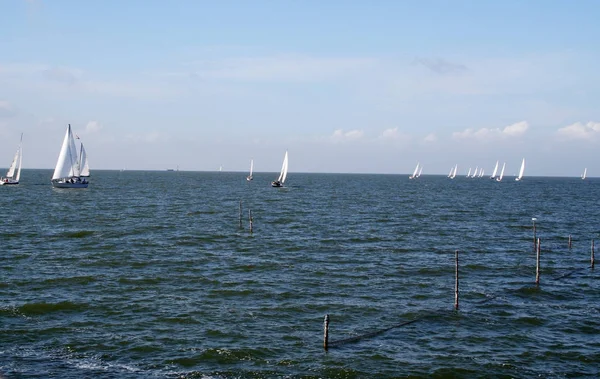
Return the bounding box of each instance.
[568,235,572,249]
[535,238,541,286]
[591,239,595,269]
[532,218,537,252]
[248,209,253,234]
[323,314,330,350]
[454,250,459,310]
[239,200,243,229]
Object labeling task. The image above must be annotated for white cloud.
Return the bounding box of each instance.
[171,54,377,83]
[423,133,437,143]
[85,121,103,133]
[0,100,16,118]
[453,121,529,141]
[331,129,364,143]
[126,131,162,143]
[556,121,600,140]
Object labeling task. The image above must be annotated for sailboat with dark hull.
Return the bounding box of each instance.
[271,151,288,187]
[51,124,89,188]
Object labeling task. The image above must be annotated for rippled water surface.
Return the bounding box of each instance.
[1,170,599,378]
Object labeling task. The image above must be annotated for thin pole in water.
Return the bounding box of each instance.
[323,314,330,350]
[536,238,541,286]
[532,218,537,252]
[568,235,572,249]
[249,209,253,234]
[239,200,243,229]
[454,250,459,310]
[592,239,595,269]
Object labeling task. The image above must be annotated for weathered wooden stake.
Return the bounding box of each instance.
[535,238,541,285]
[239,200,243,228]
[454,250,459,310]
[532,218,537,252]
[568,234,572,249]
[248,209,253,233]
[323,314,330,350]
[591,239,595,269]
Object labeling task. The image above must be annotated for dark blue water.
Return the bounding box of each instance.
[1,170,599,378]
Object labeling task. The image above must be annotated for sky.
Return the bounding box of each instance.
[1,0,599,176]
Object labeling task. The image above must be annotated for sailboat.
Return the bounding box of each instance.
[246,159,254,181]
[0,133,23,185]
[409,162,420,179]
[51,124,89,188]
[450,164,457,179]
[78,141,90,177]
[515,158,525,181]
[417,166,423,178]
[271,151,288,187]
[490,161,499,180]
[471,167,478,178]
[582,168,587,180]
[496,162,506,182]
[466,168,471,177]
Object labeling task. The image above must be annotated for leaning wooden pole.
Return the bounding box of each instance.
[454,250,459,310]
[568,234,572,249]
[591,239,595,269]
[535,238,541,286]
[323,314,330,350]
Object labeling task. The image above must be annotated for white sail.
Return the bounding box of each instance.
[278,151,288,183]
[448,167,453,177]
[417,166,423,177]
[490,161,499,179]
[582,168,587,180]
[467,168,471,177]
[472,166,478,178]
[79,143,90,177]
[52,124,82,180]
[409,162,419,179]
[515,158,525,181]
[479,169,484,178]
[249,159,254,176]
[496,162,506,182]
[6,134,23,180]
[450,164,457,179]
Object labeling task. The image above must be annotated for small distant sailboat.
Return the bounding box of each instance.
[582,168,587,180]
[51,124,89,188]
[471,167,479,178]
[246,159,254,181]
[496,162,506,182]
[0,133,23,185]
[479,169,484,178]
[515,158,525,181]
[409,162,420,179]
[467,168,471,177]
[449,164,457,179]
[417,166,423,178]
[490,160,499,180]
[271,151,288,187]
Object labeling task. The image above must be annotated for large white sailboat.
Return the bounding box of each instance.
[582,168,587,180]
[271,151,288,187]
[51,124,89,188]
[0,133,23,186]
[490,160,499,180]
[515,158,525,181]
[496,162,506,182]
[246,159,254,181]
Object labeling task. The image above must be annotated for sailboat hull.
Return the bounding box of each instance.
[271,181,283,187]
[52,180,88,188]
[0,179,19,185]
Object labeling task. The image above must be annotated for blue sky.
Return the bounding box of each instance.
[1,0,599,176]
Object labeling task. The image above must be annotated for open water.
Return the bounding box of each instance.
[1,170,599,378]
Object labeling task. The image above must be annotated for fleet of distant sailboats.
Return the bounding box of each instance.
[0,125,594,188]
